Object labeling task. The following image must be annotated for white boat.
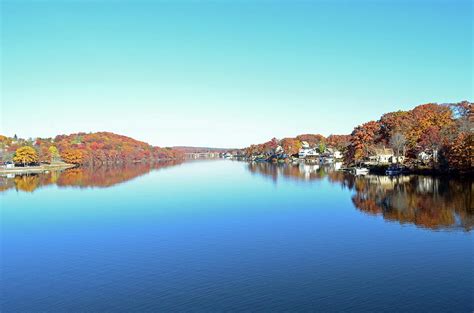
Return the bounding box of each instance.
[353,167,369,175]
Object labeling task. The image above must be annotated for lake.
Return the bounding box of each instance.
[1,160,472,312]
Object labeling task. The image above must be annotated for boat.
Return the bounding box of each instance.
[386,165,403,176]
[353,167,369,175]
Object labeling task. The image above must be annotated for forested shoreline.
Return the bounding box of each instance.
[1,101,472,173]
[244,101,472,174]
[0,132,184,166]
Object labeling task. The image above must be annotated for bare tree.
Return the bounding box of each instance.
[390,132,406,162]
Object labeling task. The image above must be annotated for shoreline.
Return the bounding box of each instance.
[0,163,76,175]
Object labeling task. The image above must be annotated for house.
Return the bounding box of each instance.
[274,145,284,155]
[298,142,319,159]
[416,151,433,164]
[333,150,343,159]
[368,147,395,164]
[326,147,343,159]
[391,155,405,163]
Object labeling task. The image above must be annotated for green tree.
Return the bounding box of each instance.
[318,142,326,154]
[48,146,60,163]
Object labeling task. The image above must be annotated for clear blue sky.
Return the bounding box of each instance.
[1,0,472,148]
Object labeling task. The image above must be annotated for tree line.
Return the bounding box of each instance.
[244,101,472,173]
[0,132,184,166]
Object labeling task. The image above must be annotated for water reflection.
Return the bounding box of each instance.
[2,160,472,232]
[248,162,473,231]
[0,160,183,193]
[248,161,344,182]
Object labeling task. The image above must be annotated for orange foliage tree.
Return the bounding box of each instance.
[61,149,85,165]
[13,146,39,166]
[346,121,381,164]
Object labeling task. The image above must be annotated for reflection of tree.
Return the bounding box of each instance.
[56,163,156,188]
[248,162,472,231]
[352,175,473,231]
[14,175,40,192]
[1,160,184,192]
[247,162,343,183]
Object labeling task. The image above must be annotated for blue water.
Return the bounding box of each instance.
[1,160,472,312]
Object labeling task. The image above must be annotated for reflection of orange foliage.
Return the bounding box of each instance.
[351,175,473,231]
[57,165,149,188]
[14,175,39,192]
[250,163,472,231]
[352,196,382,215]
[1,160,184,193]
[247,162,333,182]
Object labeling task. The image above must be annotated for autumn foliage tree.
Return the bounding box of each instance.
[445,126,473,171]
[13,146,39,166]
[326,135,351,151]
[60,149,85,165]
[54,132,183,165]
[346,121,381,164]
[280,138,302,156]
[343,101,472,172]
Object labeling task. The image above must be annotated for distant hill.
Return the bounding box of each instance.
[1,131,185,166]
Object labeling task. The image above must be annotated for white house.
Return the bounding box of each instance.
[334,150,343,159]
[274,145,284,155]
[326,148,343,159]
[417,150,435,164]
[368,147,395,164]
[298,141,319,159]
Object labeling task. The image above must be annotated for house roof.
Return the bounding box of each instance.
[370,147,394,156]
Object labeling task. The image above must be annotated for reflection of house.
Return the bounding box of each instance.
[298,163,320,179]
[366,174,411,190]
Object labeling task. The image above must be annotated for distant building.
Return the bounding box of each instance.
[298,145,319,159]
[368,147,395,164]
[417,151,432,164]
[301,141,310,149]
[274,145,284,155]
[326,148,343,159]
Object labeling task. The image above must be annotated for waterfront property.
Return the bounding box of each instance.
[298,141,320,159]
